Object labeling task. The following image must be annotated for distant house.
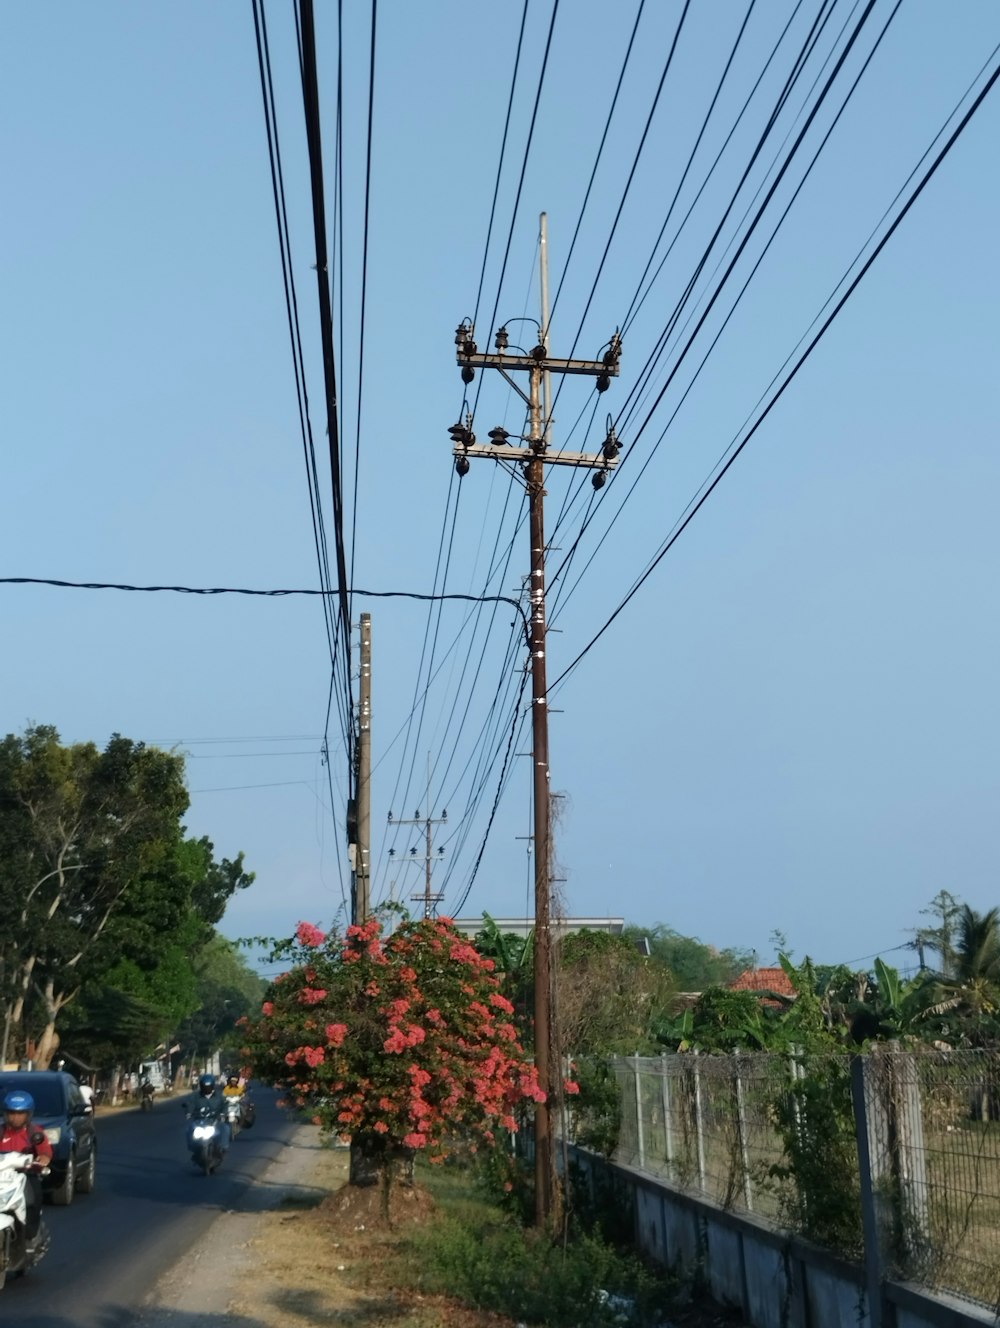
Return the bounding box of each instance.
[728,966,797,1007]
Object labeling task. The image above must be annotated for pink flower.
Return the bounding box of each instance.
[373,1120,389,1134]
[303,1046,325,1068]
[402,1132,428,1150]
[261,1001,274,1016]
[564,1079,580,1096]
[296,921,327,948]
[325,1023,348,1047]
[299,987,328,1006]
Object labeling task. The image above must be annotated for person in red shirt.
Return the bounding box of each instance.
[0,1089,53,1243]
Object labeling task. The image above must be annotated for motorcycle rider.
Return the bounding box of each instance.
[223,1072,243,1097]
[0,1090,53,1249]
[185,1073,231,1147]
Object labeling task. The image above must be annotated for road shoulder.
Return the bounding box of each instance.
[140,1120,335,1327]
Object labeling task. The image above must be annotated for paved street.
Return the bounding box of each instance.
[7,1089,298,1328]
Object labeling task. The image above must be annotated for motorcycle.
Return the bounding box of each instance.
[184,1104,228,1175]
[0,1151,50,1289]
[223,1094,243,1140]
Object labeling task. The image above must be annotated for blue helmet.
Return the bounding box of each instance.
[3,1090,34,1114]
[198,1074,217,1097]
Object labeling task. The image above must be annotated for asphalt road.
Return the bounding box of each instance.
[3,1088,299,1328]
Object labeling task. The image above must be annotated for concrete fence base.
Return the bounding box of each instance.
[567,1146,996,1328]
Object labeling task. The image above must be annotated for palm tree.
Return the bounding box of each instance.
[953,906,1000,985]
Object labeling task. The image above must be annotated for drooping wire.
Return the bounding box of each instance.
[298,0,355,757]
[348,0,378,619]
[549,46,1000,694]
[546,0,647,325]
[547,0,878,628]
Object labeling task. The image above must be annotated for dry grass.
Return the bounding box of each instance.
[224,1144,749,1328]
[228,1146,520,1328]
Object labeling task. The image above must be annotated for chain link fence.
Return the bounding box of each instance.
[600,1048,1000,1311]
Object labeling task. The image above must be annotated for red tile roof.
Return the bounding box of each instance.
[728,967,797,998]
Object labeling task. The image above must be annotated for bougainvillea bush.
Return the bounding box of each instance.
[241,916,545,1183]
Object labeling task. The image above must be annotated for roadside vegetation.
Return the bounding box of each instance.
[0,722,260,1073]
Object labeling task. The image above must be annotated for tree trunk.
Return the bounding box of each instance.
[349,1135,382,1188]
[347,1135,415,1191]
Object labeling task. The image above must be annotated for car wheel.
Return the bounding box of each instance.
[50,1154,76,1206]
[76,1147,97,1195]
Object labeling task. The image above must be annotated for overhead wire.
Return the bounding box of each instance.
[549,0,897,626]
[297,0,355,766]
[348,0,378,616]
[544,0,878,630]
[548,44,1000,693]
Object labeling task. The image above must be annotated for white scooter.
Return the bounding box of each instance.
[0,1151,50,1289]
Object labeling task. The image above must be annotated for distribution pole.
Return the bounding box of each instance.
[355,612,372,922]
[388,756,447,920]
[449,215,622,1227]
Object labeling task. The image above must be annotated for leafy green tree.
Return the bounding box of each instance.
[0,725,255,1067]
[176,935,265,1060]
[685,987,778,1051]
[622,924,753,991]
[556,931,675,1057]
[0,726,190,1064]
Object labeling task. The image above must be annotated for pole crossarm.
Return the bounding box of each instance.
[458,352,619,380]
[452,444,618,470]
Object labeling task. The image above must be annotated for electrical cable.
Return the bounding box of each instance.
[549,47,1000,693]
[298,0,355,755]
[550,0,899,626]
[545,0,877,631]
[472,0,531,332]
[546,0,647,325]
[348,0,378,618]
[480,0,560,355]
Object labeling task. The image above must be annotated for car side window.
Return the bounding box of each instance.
[68,1083,83,1112]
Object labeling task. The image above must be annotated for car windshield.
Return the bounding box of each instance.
[0,1078,65,1117]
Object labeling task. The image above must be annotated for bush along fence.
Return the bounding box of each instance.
[571,1048,1000,1325]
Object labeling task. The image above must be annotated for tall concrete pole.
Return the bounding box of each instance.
[530,213,555,1228]
[356,612,372,921]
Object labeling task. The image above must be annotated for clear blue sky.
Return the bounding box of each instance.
[3,1,999,974]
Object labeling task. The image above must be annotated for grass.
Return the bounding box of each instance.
[398,1163,677,1327]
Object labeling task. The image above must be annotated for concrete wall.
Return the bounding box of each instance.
[568,1148,995,1328]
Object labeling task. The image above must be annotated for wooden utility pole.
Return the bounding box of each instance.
[450,214,622,1226]
[354,612,372,922]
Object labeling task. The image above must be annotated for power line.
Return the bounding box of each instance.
[550,45,1000,693]
[0,577,528,635]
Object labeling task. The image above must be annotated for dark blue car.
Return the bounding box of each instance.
[0,1070,97,1205]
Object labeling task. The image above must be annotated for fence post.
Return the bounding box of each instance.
[888,1045,930,1266]
[734,1051,753,1211]
[632,1053,646,1171]
[852,1054,889,1328]
[660,1052,675,1180]
[693,1050,706,1191]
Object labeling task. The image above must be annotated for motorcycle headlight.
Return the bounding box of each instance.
[44,1128,62,1145]
[192,1124,217,1140]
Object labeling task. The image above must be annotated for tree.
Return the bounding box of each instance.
[176,935,265,1061]
[556,931,675,1056]
[913,889,963,977]
[0,725,255,1067]
[241,917,545,1191]
[622,924,753,991]
[0,726,190,1064]
[953,906,1000,985]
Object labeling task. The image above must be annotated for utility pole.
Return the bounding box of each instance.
[449,213,622,1227]
[388,755,447,920]
[351,612,372,923]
